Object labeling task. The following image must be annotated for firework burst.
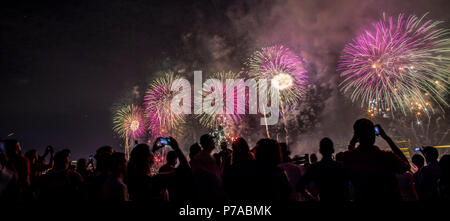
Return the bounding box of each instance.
[247,45,308,105]
[339,13,450,115]
[144,72,186,138]
[197,71,247,129]
[113,104,146,140]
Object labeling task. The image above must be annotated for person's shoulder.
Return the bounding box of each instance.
[378,148,399,159]
[341,149,359,159]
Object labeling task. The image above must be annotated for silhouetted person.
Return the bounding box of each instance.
[25,150,39,187]
[412,154,425,196]
[335,152,345,163]
[190,134,223,201]
[218,141,232,170]
[278,143,304,200]
[0,140,19,200]
[412,154,425,170]
[3,139,30,200]
[298,138,348,202]
[87,146,113,200]
[127,143,161,201]
[101,152,128,201]
[416,146,441,200]
[309,153,318,164]
[155,137,191,202]
[438,155,450,200]
[342,119,410,202]
[252,138,291,200]
[37,150,83,201]
[188,143,201,164]
[159,151,177,174]
[76,158,92,182]
[222,137,257,200]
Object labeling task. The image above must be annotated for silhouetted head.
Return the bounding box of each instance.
[353,118,376,147]
[94,145,114,172]
[411,154,425,169]
[166,150,177,166]
[129,144,154,176]
[310,153,318,164]
[279,143,290,163]
[77,158,87,170]
[200,134,215,152]
[110,152,127,177]
[231,137,252,163]
[422,146,439,163]
[3,139,22,156]
[25,149,38,165]
[189,143,202,160]
[54,150,70,170]
[335,152,345,162]
[255,138,282,167]
[319,137,334,159]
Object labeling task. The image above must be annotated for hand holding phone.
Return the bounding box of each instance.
[153,137,171,152]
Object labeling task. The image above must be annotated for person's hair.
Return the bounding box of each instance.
[411,154,425,168]
[353,118,376,146]
[231,137,252,163]
[255,138,282,166]
[110,152,127,177]
[310,153,318,163]
[189,143,201,160]
[54,150,70,169]
[200,134,215,151]
[3,139,20,156]
[335,152,344,162]
[319,137,334,157]
[422,146,439,162]
[94,145,114,172]
[128,144,153,177]
[166,150,177,165]
[77,158,87,170]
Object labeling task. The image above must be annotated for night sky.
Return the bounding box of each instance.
[1,0,449,159]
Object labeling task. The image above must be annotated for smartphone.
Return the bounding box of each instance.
[159,137,171,146]
[89,155,94,161]
[374,126,380,136]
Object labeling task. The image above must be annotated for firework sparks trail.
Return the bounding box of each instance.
[144,72,187,138]
[247,45,308,141]
[113,104,146,158]
[339,13,450,115]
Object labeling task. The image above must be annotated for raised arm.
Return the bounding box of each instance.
[168,137,190,170]
[376,124,411,170]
